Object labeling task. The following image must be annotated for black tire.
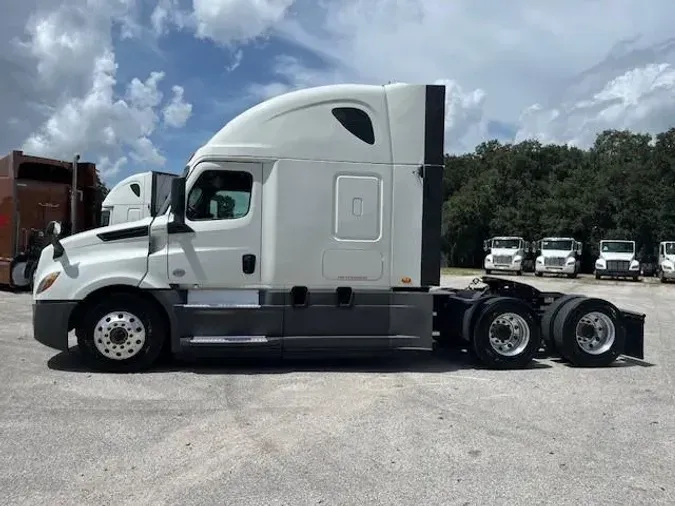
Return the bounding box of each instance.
[595,273,601,280]
[515,270,522,276]
[485,269,492,275]
[534,271,543,277]
[567,272,577,279]
[540,294,585,353]
[470,297,540,369]
[76,293,167,373]
[632,275,639,282]
[552,297,625,367]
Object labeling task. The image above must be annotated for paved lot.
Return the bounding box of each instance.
[0,276,673,506]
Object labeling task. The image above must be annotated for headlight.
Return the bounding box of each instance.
[513,256,523,263]
[630,260,640,269]
[35,271,60,294]
[566,257,576,264]
[536,256,543,264]
[663,261,674,271]
[485,255,493,263]
[595,260,605,268]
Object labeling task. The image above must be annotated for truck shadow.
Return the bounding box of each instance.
[47,345,553,375]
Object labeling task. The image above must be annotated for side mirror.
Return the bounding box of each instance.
[46,221,62,238]
[576,241,583,254]
[483,240,489,252]
[167,177,193,234]
[170,177,186,224]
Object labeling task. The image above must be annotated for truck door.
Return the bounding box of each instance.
[167,161,262,288]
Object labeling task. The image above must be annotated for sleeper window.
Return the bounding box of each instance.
[186,170,253,221]
[332,107,375,145]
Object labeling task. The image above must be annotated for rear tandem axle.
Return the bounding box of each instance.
[432,276,645,369]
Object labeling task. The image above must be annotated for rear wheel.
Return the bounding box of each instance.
[470,298,540,369]
[76,293,167,373]
[552,298,625,367]
[540,294,584,354]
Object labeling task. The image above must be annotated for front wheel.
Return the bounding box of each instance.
[76,293,167,373]
[470,297,540,369]
[515,270,522,276]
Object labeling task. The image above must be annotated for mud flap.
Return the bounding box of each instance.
[620,309,645,360]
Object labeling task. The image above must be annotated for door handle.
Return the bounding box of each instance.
[242,254,256,274]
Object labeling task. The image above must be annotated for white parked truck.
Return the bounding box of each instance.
[30,83,645,372]
[594,240,640,281]
[483,237,530,275]
[657,241,675,282]
[534,237,582,278]
[100,171,177,226]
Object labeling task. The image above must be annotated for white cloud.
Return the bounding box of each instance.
[0,0,192,183]
[516,63,675,147]
[163,85,193,128]
[154,0,294,45]
[98,155,128,178]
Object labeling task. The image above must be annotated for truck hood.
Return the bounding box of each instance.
[541,249,574,257]
[490,248,522,256]
[60,217,153,250]
[599,252,635,261]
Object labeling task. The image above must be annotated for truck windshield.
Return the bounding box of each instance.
[542,240,573,251]
[492,239,520,249]
[665,243,675,255]
[601,241,634,253]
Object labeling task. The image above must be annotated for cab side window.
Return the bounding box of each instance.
[186,170,253,221]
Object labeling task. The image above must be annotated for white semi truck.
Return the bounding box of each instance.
[594,240,640,281]
[100,171,177,226]
[30,83,645,373]
[534,237,582,278]
[657,241,675,282]
[482,237,530,275]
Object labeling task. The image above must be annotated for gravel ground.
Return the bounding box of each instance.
[0,275,673,506]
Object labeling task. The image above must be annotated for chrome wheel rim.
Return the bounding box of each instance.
[575,311,615,355]
[93,311,146,360]
[488,312,531,356]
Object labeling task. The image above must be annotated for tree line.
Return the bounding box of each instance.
[440,128,675,272]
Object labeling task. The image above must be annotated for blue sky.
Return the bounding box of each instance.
[3,0,675,187]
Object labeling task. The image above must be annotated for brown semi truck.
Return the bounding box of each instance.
[0,150,101,289]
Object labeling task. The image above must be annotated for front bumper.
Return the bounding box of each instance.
[486,264,521,271]
[536,264,576,273]
[660,269,675,279]
[596,269,639,277]
[32,301,77,351]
